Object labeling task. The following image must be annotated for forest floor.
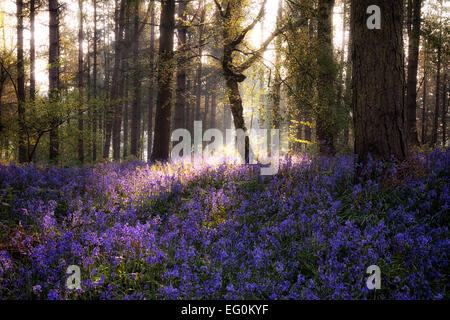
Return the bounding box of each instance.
[0,149,448,299]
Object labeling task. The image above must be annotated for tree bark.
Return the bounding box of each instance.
[147,0,155,161]
[123,80,129,157]
[350,0,407,163]
[114,3,131,161]
[92,0,98,162]
[210,76,217,129]
[49,0,60,161]
[316,0,336,154]
[104,0,126,159]
[151,0,175,161]
[78,0,84,164]
[442,74,447,146]
[406,0,422,147]
[174,0,188,131]
[17,0,27,163]
[29,0,36,102]
[130,0,141,157]
[272,0,283,129]
[431,32,441,146]
[421,43,428,144]
[195,2,206,123]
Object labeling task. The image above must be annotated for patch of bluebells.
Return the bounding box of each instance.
[0,149,448,300]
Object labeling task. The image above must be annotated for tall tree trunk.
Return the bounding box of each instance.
[218,0,274,163]
[210,76,217,129]
[195,1,206,123]
[406,0,422,147]
[49,0,60,161]
[17,0,27,163]
[151,0,175,161]
[186,78,193,133]
[147,0,155,161]
[114,3,131,161]
[174,0,188,131]
[442,73,447,146]
[342,0,352,147]
[29,0,36,101]
[421,44,428,144]
[272,0,283,129]
[431,33,442,146]
[123,80,129,157]
[92,0,98,162]
[350,0,407,163]
[131,0,141,157]
[104,0,126,159]
[204,81,210,128]
[316,0,336,154]
[78,0,84,164]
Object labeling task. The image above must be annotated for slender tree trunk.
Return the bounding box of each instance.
[272,0,283,129]
[186,78,193,133]
[195,2,205,122]
[421,45,428,144]
[174,0,187,131]
[210,76,217,129]
[147,0,155,161]
[92,0,98,162]
[29,0,36,101]
[17,0,27,163]
[204,81,210,128]
[442,73,447,146]
[78,0,84,164]
[131,0,141,157]
[104,0,119,159]
[431,36,441,146]
[406,0,422,146]
[350,0,407,163]
[104,0,126,159]
[151,0,175,161]
[123,80,129,157]
[49,0,60,161]
[316,0,336,154]
[114,4,131,161]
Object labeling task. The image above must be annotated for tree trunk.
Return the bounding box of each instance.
[174,0,187,131]
[224,76,250,162]
[17,0,27,163]
[272,0,283,129]
[114,4,131,161]
[29,0,36,101]
[131,0,141,157]
[442,74,447,146]
[49,0,60,161]
[350,0,407,163]
[210,76,217,129]
[123,80,129,158]
[147,0,155,161]
[421,44,428,144]
[406,0,422,147]
[186,78,193,134]
[431,35,441,146]
[151,0,175,161]
[92,0,98,162]
[195,2,206,123]
[104,0,126,159]
[78,0,84,164]
[316,0,336,154]
[104,0,119,159]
